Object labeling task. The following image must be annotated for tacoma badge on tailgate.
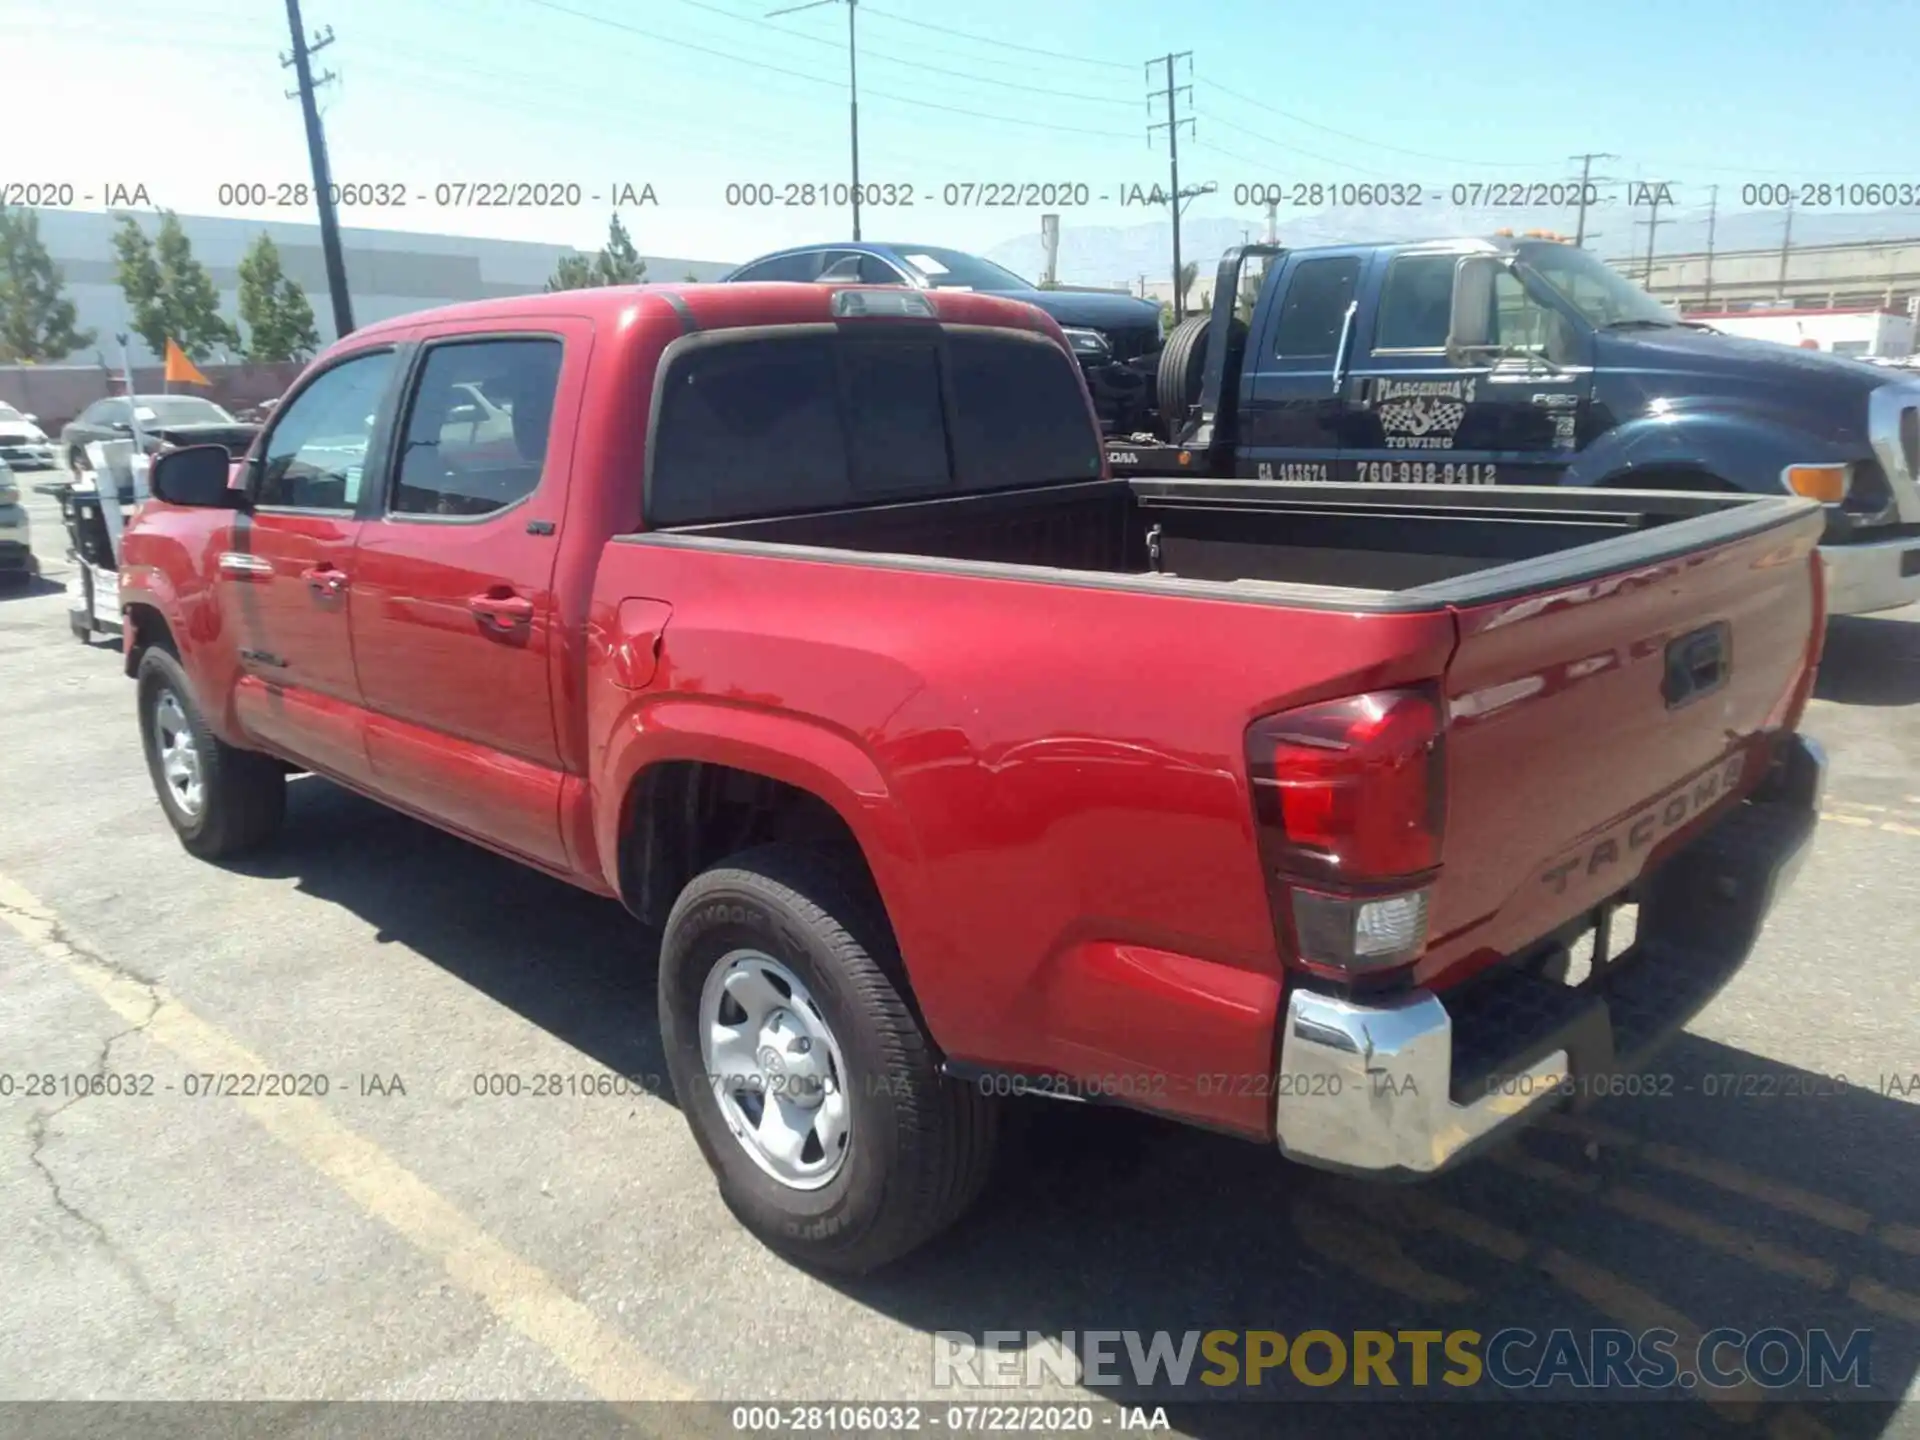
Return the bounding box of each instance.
[1540,751,1747,896]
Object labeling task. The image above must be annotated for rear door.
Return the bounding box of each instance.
[349,323,583,869]
[1341,250,1592,488]
[1238,250,1366,484]
[219,346,402,784]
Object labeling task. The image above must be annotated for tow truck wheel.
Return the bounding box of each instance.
[659,843,1000,1274]
[136,647,286,859]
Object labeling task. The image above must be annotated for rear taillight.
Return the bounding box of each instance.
[1246,688,1446,979]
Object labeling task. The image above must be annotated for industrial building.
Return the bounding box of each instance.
[1637,234,1920,319]
[1689,306,1916,358]
[22,207,734,365]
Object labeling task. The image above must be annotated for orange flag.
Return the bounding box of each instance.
[163,339,210,386]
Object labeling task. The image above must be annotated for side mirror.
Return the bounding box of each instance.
[150,444,248,509]
[1446,255,1500,365]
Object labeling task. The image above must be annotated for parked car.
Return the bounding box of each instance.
[0,401,59,471]
[0,457,31,588]
[722,241,1167,434]
[59,394,260,500]
[1108,235,1920,617]
[121,280,1826,1274]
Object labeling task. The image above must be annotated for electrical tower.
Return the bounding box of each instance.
[1146,52,1196,320]
[282,0,354,339]
[1702,184,1718,308]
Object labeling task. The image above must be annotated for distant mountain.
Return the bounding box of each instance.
[985,207,1920,290]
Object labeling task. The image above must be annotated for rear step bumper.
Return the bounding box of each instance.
[1273,733,1826,1179]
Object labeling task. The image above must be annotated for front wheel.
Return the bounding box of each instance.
[659,844,999,1274]
[137,647,286,859]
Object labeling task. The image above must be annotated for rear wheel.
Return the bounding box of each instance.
[137,647,286,859]
[659,843,999,1274]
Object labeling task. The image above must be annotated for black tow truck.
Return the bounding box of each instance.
[1111,236,1920,616]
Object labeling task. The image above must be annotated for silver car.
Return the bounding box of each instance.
[0,402,58,471]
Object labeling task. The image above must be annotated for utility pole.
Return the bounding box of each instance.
[1702,184,1718,309]
[1568,152,1618,248]
[1147,52,1194,320]
[1638,184,1668,289]
[771,0,860,240]
[281,0,353,339]
[1777,203,1795,301]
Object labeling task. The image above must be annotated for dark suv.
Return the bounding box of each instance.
[723,242,1166,433]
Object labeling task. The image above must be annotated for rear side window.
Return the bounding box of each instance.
[1272,256,1362,358]
[392,337,563,518]
[648,330,1101,527]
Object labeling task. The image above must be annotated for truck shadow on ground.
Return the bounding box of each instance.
[1815,614,1920,706]
[230,776,675,1091]
[832,1038,1920,1439]
[239,779,1916,1440]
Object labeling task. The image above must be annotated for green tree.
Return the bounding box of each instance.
[0,205,94,361]
[593,212,647,285]
[546,213,648,291]
[545,253,597,292]
[236,233,320,361]
[112,210,237,360]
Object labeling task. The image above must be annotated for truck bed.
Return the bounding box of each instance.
[648,477,1817,610]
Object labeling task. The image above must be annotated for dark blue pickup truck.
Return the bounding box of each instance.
[1111,235,1920,616]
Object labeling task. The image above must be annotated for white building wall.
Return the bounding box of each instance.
[1694,310,1915,357]
[29,208,736,364]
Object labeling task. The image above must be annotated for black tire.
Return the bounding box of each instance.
[659,843,999,1274]
[1155,313,1246,438]
[136,646,286,859]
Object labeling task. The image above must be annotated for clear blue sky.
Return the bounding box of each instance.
[11,0,1918,266]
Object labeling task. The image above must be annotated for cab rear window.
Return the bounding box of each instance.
[646,328,1100,527]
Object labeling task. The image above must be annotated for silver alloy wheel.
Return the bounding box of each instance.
[698,949,852,1190]
[152,689,204,819]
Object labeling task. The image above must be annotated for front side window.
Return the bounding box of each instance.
[1272,256,1362,357]
[255,350,395,509]
[1373,254,1457,351]
[393,338,563,517]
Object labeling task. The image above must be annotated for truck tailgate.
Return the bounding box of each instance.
[1418,507,1823,991]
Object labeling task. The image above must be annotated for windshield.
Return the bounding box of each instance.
[893,247,1034,292]
[132,396,236,425]
[1515,242,1678,328]
[0,403,25,421]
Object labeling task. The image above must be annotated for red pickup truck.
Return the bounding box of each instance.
[122,281,1827,1273]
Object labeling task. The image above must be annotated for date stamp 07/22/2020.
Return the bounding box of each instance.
[3,1067,1912,1107]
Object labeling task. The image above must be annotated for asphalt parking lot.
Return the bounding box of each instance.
[3,479,1920,1438]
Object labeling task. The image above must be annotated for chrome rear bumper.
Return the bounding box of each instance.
[1274,734,1825,1177]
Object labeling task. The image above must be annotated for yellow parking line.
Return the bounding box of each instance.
[1360,1187,1769,1421]
[0,872,696,1404]
[1879,1223,1920,1255]
[1545,1115,1873,1234]
[1598,1186,1838,1289]
[1289,1196,1476,1304]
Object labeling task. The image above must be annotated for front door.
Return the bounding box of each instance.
[1340,250,1591,488]
[1238,250,1366,484]
[349,328,577,869]
[219,347,401,784]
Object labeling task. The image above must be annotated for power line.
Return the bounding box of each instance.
[1569,153,1617,248]
[859,3,1135,70]
[517,0,1134,138]
[1199,78,1556,168]
[1191,111,1403,178]
[677,0,1134,104]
